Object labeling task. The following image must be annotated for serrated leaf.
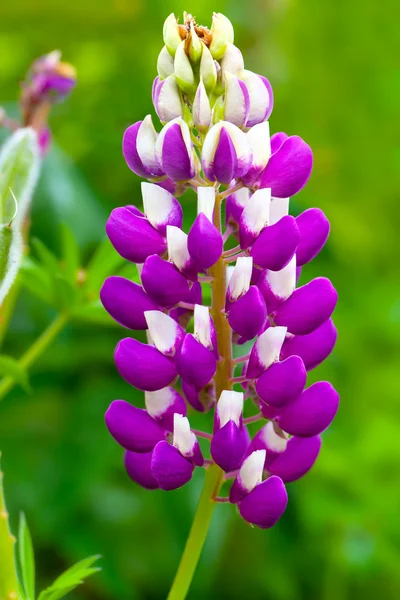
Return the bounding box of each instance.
[37,555,101,600]
[0,355,30,392]
[60,224,80,283]
[18,513,35,600]
[84,237,125,295]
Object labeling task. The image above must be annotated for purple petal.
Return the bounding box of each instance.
[176,334,217,388]
[259,75,274,121]
[256,356,307,408]
[246,422,288,468]
[225,188,250,227]
[259,136,313,198]
[100,276,159,330]
[159,122,195,181]
[277,381,340,437]
[141,182,183,236]
[122,122,153,178]
[270,132,288,154]
[106,207,166,263]
[141,255,190,307]
[213,127,238,184]
[115,338,177,391]
[296,208,330,266]
[251,216,300,271]
[145,387,186,431]
[187,213,223,269]
[210,422,248,472]
[151,440,194,490]
[228,286,267,341]
[280,318,338,370]
[239,476,288,529]
[181,380,216,413]
[273,277,338,335]
[259,402,281,420]
[124,450,159,490]
[105,400,166,452]
[269,435,322,482]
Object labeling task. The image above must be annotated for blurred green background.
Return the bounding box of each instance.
[1,0,399,598]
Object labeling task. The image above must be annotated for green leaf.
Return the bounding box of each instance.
[71,299,118,326]
[18,513,35,600]
[20,257,54,305]
[31,238,60,275]
[37,555,101,600]
[84,237,125,295]
[60,224,80,283]
[0,355,30,392]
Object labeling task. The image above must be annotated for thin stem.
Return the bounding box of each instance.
[223,252,246,264]
[198,275,214,283]
[243,413,263,425]
[232,354,250,365]
[0,312,68,402]
[222,245,241,258]
[167,193,232,600]
[222,226,233,243]
[215,496,230,503]
[177,301,196,310]
[218,181,244,201]
[192,429,212,441]
[230,375,248,384]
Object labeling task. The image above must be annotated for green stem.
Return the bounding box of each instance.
[0,312,68,402]
[166,193,232,600]
[0,277,21,348]
[0,452,18,600]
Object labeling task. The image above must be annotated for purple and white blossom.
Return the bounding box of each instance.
[103,10,339,532]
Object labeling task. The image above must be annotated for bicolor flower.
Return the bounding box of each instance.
[123,116,165,179]
[152,75,184,123]
[210,391,248,471]
[240,70,274,127]
[188,187,223,269]
[202,121,252,184]
[155,117,197,182]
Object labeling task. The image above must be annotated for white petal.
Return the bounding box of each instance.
[238,450,266,492]
[224,72,248,127]
[141,182,175,230]
[266,255,296,301]
[167,225,190,271]
[241,70,271,126]
[217,390,244,427]
[155,75,183,122]
[260,421,288,453]
[202,121,251,174]
[173,414,197,455]
[136,115,159,174]
[157,46,175,79]
[193,79,212,129]
[197,186,215,221]
[145,387,176,419]
[246,121,271,171]
[254,326,287,369]
[194,304,211,348]
[228,256,253,300]
[229,187,250,208]
[240,188,271,237]
[220,43,244,78]
[144,310,181,355]
[269,197,290,225]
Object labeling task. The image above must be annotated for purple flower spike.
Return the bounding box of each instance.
[106,207,166,263]
[280,318,338,371]
[247,326,287,379]
[273,277,338,335]
[202,121,252,183]
[230,450,266,504]
[188,188,223,269]
[247,421,288,468]
[145,387,186,431]
[256,355,307,408]
[251,215,300,271]
[277,381,340,437]
[228,286,267,341]
[144,310,185,357]
[268,435,322,482]
[100,276,159,330]
[141,255,190,307]
[239,475,288,529]
[105,400,166,452]
[258,256,296,313]
[259,135,313,198]
[115,338,177,391]
[211,391,247,472]
[125,451,160,490]
[296,208,330,266]
[176,334,217,388]
[141,182,183,235]
[239,188,271,249]
[123,116,164,179]
[155,118,196,182]
[151,441,194,490]
[241,70,274,127]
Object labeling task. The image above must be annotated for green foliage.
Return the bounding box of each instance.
[37,555,100,600]
[0,355,30,392]
[18,513,35,600]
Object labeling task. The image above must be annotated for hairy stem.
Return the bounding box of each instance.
[0,312,68,402]
[166,194,232,600]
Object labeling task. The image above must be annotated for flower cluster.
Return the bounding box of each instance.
[102,12,339,529]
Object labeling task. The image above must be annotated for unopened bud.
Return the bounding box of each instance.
[209,12,234,60]
[192,79,211,130]
[188,21,203,63]
[157,46,175,79]
[163,13,182,57]
[200,45,217,94]
[174,41,196,94]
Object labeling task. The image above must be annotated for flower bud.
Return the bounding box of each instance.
[145,310,185,357]
[211,391,247,472]
[155,118,197,182]
[141,254,190,308]
[163,13,182,57]
[228,286,267,341]
[105,400,166,453]
[188,20,203,63]
[238,475,288,529]
[223,72,250,127]
[200,45,217,94]
[192,79,212,130]
[280,318,338,371]
[100,276,159,330]
[188,187,223,269]
[247,326,287,379]
[167,225,198,281]
[258,255,296,313]
[220,43,244,78]
[176,334,217,389]
[251,215,300,271]
[174,41,196,94]
[239,187,271,248]
[123,116,165,179]
[230,450,266,503]
[268,435,322,482]
[157,46,175,79]
[115,338,177,391]
[145,387,186,432]
[209,12,234,60]
[153,75,183,123]
[242,121,271,186]
[202,121,252,184]
[226,256,253,306]
[141,182,183,235]
[241,70,274,127]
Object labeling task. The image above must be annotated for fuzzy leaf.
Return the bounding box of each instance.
[18,513,35,600]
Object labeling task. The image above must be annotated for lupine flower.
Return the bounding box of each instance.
[103,11,339,532]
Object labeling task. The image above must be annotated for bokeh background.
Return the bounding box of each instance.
[1,0,399,598]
